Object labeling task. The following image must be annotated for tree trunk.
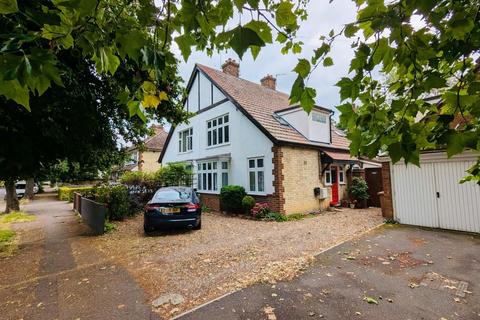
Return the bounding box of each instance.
[25,177,35,200]
[4,179,19,213]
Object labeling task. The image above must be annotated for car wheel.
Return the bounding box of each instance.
[144,224,154,234]
[193,220,201,230]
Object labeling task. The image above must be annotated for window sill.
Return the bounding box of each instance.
[178,150,193,155]
[206,143,230,150]
[197,190,220,195]
[248,192,267,196]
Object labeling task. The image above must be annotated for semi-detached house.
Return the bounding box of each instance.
[159,59,359,214]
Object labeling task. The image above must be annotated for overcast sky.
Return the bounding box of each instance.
[174,0,358,119]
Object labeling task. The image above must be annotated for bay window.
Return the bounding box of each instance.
[197,160,230,192]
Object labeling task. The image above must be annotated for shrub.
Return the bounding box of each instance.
[155,163,193,187]
[264,211,288,222]
[251,202,271,219]
[119,171,146,186]
[242,196,255,214]
[94,185,130,221]
[220,185,246,213]
[58,186,94,202]
[348,177,370,201]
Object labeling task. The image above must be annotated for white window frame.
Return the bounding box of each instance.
[324,167,332,186]
[197,161,218,193]
[312,112,327,123]
[338,165,345,184]
[220,161,230,188]
[207,114,229,147]
[248,157,265,194]
[178,128,193,153]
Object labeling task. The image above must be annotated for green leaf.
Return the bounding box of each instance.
[127,100,140,117]
[250,45,261,60]
[116,29,146,61]
[175,34,194,61]
[0,0,18,14]
[344,23,358,37]
[300,87,316,113]
[233,0,247,10]
[293,58,310,78]
[423,73,446,91]
[289,75,304,104]
[0,79,30,110]
[244,20,272,43]
[275,1,295,27]
[93,47,120,75]
[388,142,403,163]
[323,57,334,67]
[228,26,265,59]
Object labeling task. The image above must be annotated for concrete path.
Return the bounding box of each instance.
[177,225,480,320]
[0,196,159,320]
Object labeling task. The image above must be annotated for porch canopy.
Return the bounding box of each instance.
[320,149,359,173]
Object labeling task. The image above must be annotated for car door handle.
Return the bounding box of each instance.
[436,192,440,198]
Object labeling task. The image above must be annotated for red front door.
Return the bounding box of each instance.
[330,166,339,205]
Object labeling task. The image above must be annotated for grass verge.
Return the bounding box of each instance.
[0,211,36,224]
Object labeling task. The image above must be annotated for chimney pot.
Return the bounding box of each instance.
[221,58,240,77]
[260,74,276,90]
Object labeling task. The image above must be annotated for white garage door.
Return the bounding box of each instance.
[392,152,480,233]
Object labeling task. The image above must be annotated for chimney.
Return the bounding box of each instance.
[260,74,276,90]
[149,124,164,136]
[221,58,239,77]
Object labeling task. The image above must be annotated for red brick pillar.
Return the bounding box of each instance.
[381,162,394,219]
[270,146,285,214]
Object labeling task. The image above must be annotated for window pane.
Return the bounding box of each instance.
[203,163,206,170]
[249,171,256,191]
[208,162,212,170]
[213,129,217,145]
[218,127,223,144]
[224,115,229,123]
[197,174,201,189]
[197,163,201,170]
[213,119,217,126]
[222,161,228,170]
[224,125,229,142]
[207,121,211,128]
[207,173,212,190]
[213,173,217,190]
[339,171,344,182]
[203,173,207,190]
[258,171,264,192]
[257,158,264,168]
[213,162,217,170]
[222,172,228,186]
[207,131,211,146]
[326,172,331,184]
[249,159,255,168]
[218,117,223,125]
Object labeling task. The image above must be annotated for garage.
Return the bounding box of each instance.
[389,151,480,233]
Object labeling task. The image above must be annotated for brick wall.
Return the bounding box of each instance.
[199,193,221,211]
[281,146,329,214]
[269,146,285,214]
[381,162,394,218]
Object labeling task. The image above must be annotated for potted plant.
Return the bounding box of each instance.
[348,177,369,208]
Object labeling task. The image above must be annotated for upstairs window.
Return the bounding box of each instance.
[312,112,327,123]
[207,114,229,147]
[248,157,265,193]
[179,128,193,153]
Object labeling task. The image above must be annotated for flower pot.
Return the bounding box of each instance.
[349,203,355,209]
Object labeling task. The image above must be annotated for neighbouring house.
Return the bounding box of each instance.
[125,125,169,173]
[159,59,362,214]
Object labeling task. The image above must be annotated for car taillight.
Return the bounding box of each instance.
[184,203,200,212]
[145,203,161,211]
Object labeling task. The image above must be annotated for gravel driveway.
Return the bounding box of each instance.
[87,208,382,318]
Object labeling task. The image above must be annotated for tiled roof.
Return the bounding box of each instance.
[196,64,350,151]
[144,128,169,151]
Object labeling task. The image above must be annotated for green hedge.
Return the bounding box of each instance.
[58,186,94,202]
[220,185,246,213]
[94,185,130,221]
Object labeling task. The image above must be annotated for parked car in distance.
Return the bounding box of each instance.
[144,186,201,233]
[15,181,39,198]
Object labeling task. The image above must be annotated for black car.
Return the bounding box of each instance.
[144,186,201,233]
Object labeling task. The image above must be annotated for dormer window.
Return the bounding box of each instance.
[312,112,327,123]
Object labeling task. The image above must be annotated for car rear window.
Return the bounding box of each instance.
[16,184,26,189]
[153,188,191,202]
